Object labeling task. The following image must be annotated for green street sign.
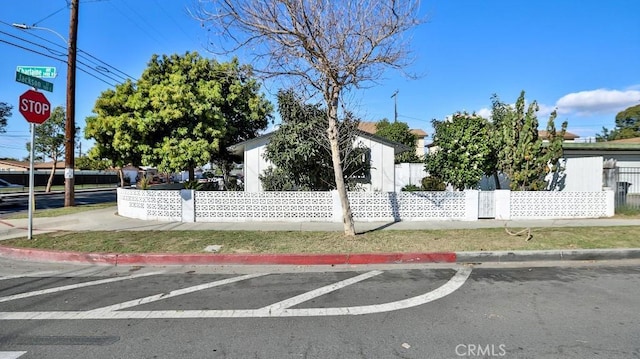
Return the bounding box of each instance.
[17,66,57,78]
[15,72,54,92]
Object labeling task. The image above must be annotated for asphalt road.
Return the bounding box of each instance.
[0,190,116,217]
[0,259,638,359]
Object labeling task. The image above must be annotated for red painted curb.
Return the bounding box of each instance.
[0,245,456,266]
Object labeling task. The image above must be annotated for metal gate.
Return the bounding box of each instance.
[616,167,640,210]
[478,191,496,218]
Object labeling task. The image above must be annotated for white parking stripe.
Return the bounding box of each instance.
[260,270,383,314]
[0,271,59,281]
[0,352,27,359]
[0,272,163,303]
[0,267,471,319]
[84,273,269,315]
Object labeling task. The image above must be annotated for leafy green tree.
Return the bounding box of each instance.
[597,104,640,141]
[85,80,143,187]
[425,112,493,190]
[135,53,266,179]
[195,0,421,236]
[86,53,272,184]
[260,89,368,191]
[492,91,567,191]
[375,119,421,163]
[0,102,11,133]
[75,156,111,171]
[28,106,78,192]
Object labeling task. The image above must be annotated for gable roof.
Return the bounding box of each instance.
[538,130,579,140]
[228,130,411,156]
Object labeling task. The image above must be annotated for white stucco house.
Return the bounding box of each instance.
[228,130,410,192]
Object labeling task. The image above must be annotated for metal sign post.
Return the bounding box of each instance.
[28,123,36,240]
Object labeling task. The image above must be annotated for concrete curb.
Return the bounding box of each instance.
[0,246,456,265]
[457,248,640,263]
[1,245,639,266]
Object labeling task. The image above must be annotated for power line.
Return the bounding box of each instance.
[0,20,133,83]
[0,37,116,87]
[77,49,135,81]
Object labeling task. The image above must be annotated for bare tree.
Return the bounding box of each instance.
[193,0,422,236]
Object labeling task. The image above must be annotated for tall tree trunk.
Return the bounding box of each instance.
[493,171,501,190]
[188,166,195,181]
[327,90,356,236]
[46,161,57,192]
[118,168,125,187]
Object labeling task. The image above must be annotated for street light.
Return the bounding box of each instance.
[12,0,78,207]
[11,23,68,45]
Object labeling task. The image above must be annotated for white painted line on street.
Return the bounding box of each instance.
[0,352,27,359]
[0,271,163,303]
[0,267,471,319]
[83,273,269,316]
[260,270,383,315]
[0,271,59,281]
[278,266,472,316]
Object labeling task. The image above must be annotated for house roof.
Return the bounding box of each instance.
[605,137,640,144]
[357,121,428,138]
[561,142,640,151]
[0,160,66,170]
[228,130,411,156]
[538,130,579,140]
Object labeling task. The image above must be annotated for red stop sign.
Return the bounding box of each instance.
[19,89,51,124]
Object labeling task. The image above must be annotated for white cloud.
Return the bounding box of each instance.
[476,108,492,119]
[556,89,640,116]
[474,103,555,120]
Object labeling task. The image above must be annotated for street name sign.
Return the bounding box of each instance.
[19,89,51,124]
[15,72,54,92]
[17,66,57,78]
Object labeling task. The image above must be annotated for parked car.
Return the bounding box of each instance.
[0,179,22,190]
[0,179,23,203]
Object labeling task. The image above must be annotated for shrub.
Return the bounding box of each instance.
[136,176,150,190]
[183,180,203,190]
[421,176,446,191]
[401,184,422,192]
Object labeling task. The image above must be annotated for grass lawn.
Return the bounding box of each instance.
[3,226,640,254]
[2,202,117,219]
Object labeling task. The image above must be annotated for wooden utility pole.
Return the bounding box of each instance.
[64,0,78,207]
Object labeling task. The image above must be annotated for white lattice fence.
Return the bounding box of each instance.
[349,192,472,221]
[194,191,335,222]
[117,189,614,222]
[117,188,182,221]
[510,191,612,219]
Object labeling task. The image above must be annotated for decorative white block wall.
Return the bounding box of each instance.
[117,188,615,222]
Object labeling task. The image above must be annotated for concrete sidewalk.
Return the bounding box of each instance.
[1,206,639,265]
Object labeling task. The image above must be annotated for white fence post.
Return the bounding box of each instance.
[464,190,479,220]
[332,190,342,223]
[181,189,195,222]
[494,189,511,220]
[605,189,615,217]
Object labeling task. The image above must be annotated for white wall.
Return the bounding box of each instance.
[546,156,603,191]
[118,189,614,222]
[395,163,427,192]
[243,136,272,192]
[243,135,397,192]
[354,136,396,192]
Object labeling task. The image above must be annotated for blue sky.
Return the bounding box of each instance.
[1,0,639,161]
